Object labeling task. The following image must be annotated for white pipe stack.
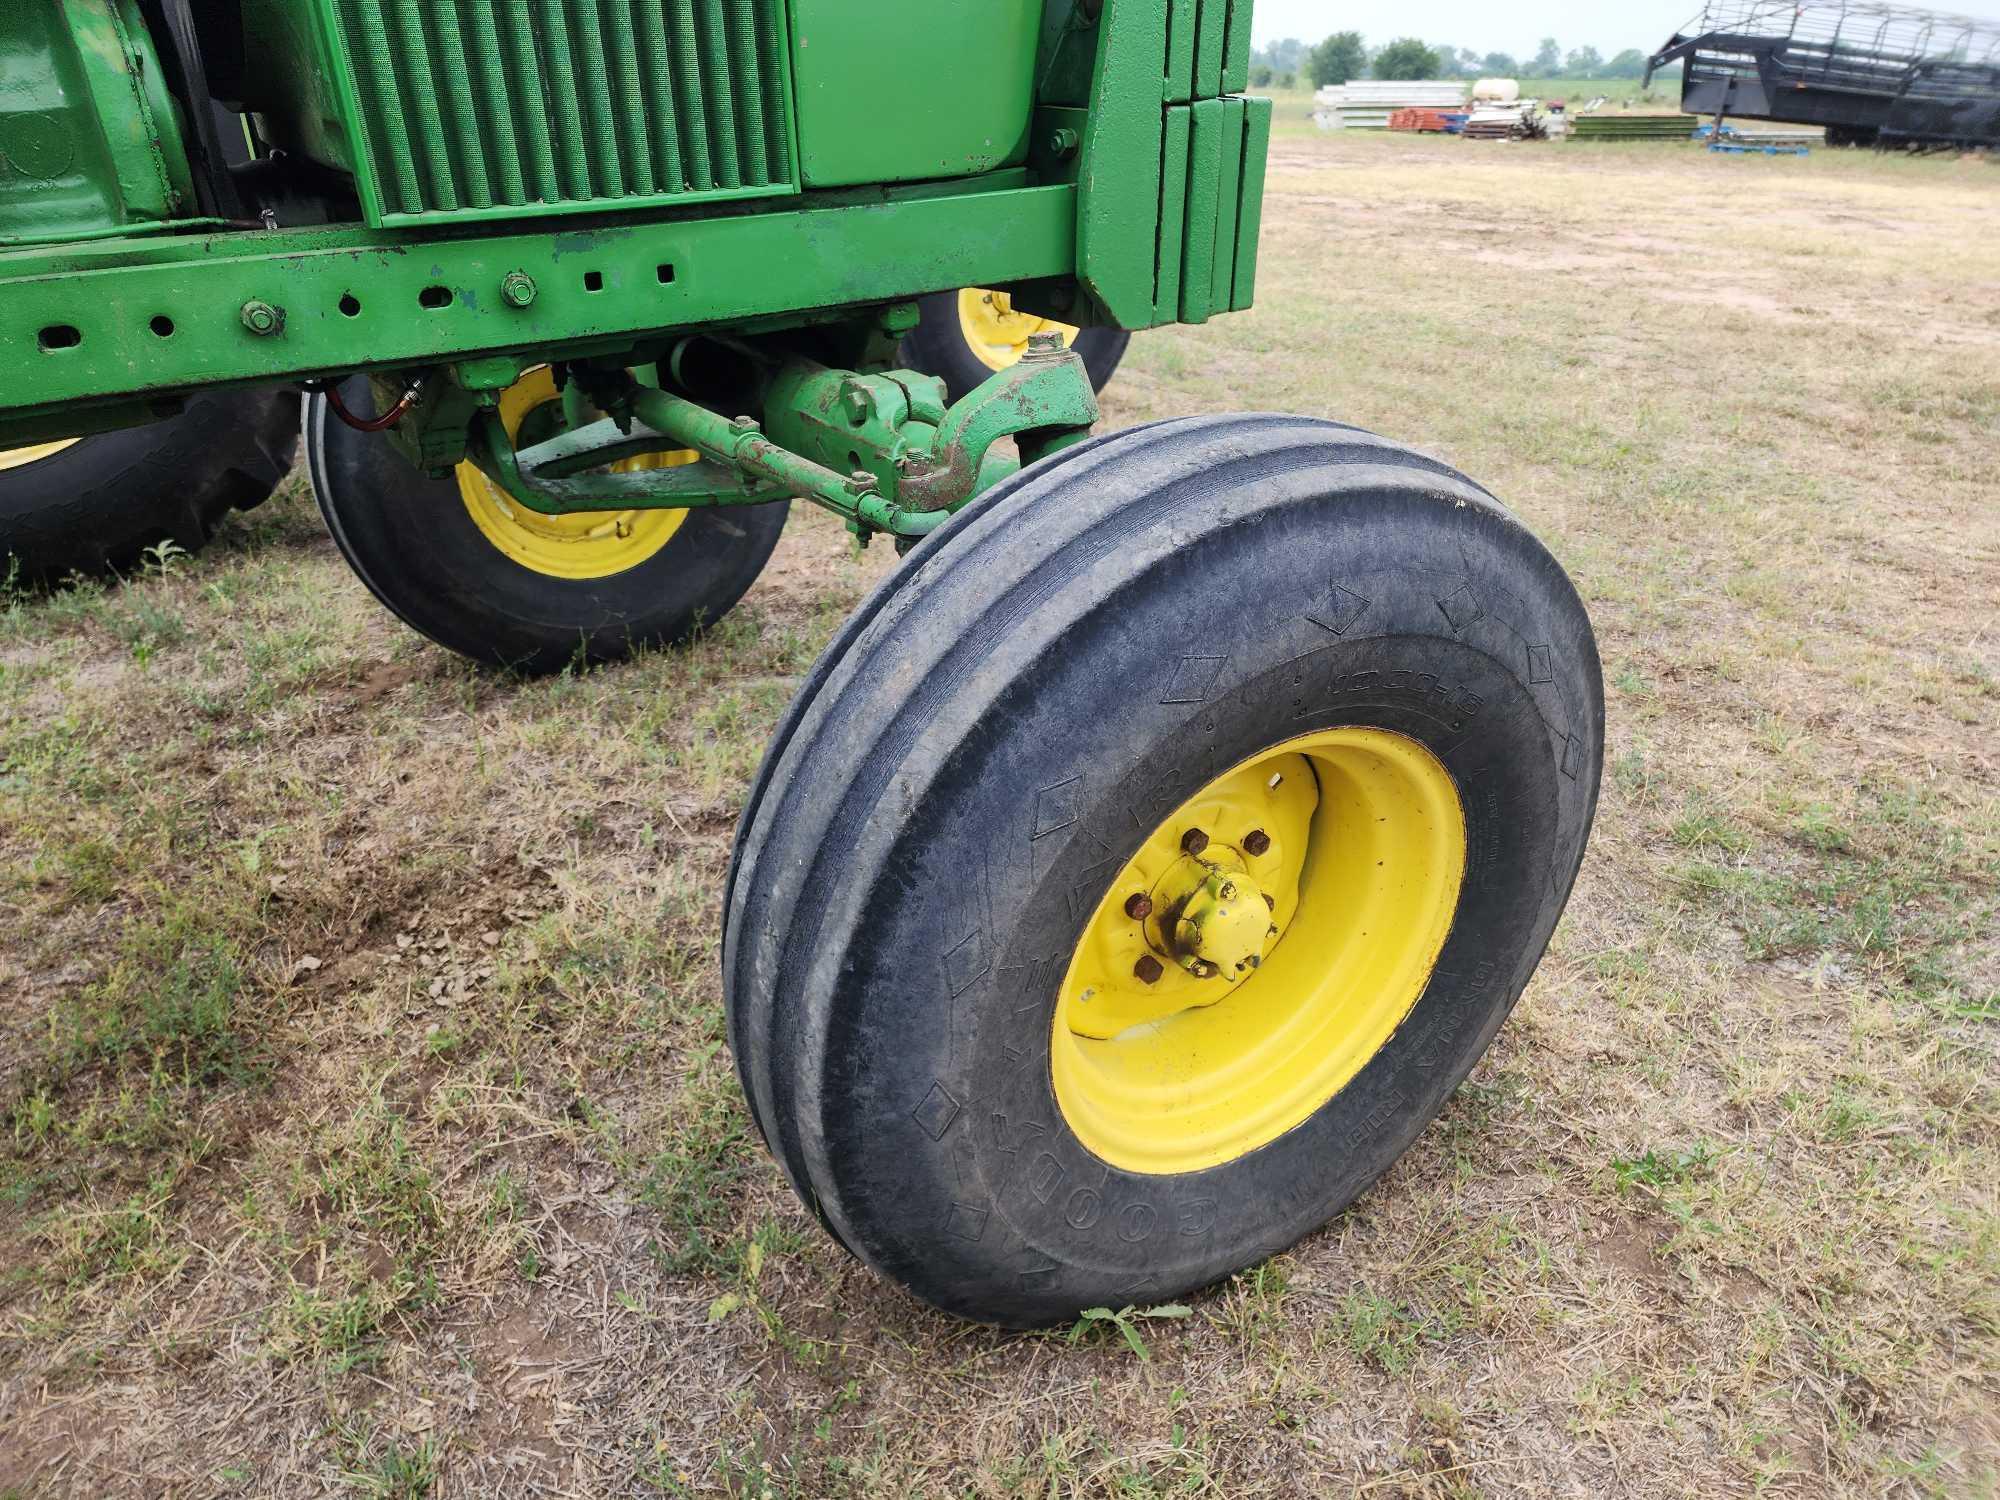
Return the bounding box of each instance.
[1313,80,1469,130]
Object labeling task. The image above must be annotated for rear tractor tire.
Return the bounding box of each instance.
[306,370,788,674]
[726,415,1603,1326]
[0,389,298,586]
[903,288,1132,402]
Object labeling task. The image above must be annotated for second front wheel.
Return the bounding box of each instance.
[902,289,1132,402]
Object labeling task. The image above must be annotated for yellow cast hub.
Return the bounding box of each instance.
[958,288,1081,373]
[1051,728,1467,1175]
[0,439,81,472]
[456,368,692,581]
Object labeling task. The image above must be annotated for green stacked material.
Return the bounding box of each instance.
[1572,114,1699,141]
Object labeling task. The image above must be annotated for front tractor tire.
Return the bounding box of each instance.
[903,289,1132,402]
[306,372,788,674]
[726,415,1603,1326]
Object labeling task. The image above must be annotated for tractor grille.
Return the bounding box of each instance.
[327,0,796,226]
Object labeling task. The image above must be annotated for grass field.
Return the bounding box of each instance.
[2,132,1996,1498]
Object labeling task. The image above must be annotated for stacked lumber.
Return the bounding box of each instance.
[1462,103,1544,141]
[1315,80,1467,130]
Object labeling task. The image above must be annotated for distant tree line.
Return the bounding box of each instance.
[1248,33,1665,88]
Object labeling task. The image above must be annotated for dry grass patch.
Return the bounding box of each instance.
[1,133,1995,1497]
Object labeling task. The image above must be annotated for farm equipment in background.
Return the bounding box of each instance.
[1649,0,2000,150]
[0,0,1602,1325]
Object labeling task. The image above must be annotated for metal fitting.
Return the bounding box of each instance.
[1133,955,1165,985]
[1024,330,1067,359]
[845,469,879,496]
[1048,127,1080,158]
[239,300,283,337]
[1124,893,1154,921]
[1242,829,1271,857]
[1180,827,1210,858]
[500,270,538,309]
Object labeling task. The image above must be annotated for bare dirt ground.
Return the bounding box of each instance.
[1,131,1995,1499]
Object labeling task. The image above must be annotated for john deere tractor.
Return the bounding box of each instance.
[0,1,1603,1325]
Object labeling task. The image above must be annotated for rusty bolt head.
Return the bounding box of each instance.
[1133,955,1165,985]
[500,270,538,309]
[1242,829,1272,857]
[730,415,760,432]
[846,469,878,495]
[1180,827,1210,858]
[1220,882,1238,901]
[239,300,283,336]
[1124,892,1154,921]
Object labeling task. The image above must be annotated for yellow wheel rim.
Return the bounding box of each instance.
[1052,728,1467,1175]
[456,368,691,581]
[957,288,1080,373]
[0,439,80,473]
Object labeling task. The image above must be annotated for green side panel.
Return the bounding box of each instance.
[304,0,798,226]
[1154,107,1191,324]
[1222,1,1254,94]
[1208,98,1244,315]
[1194,0,1228,99]
[239,0,359,176]
[792,0,1037,187]
[1165,0,1196,104]
[0,0,195,246]
[1230,95,1271,311]
[1076,0,1167,329]
[1179,99,1223,325]
[1037,1,1106,107]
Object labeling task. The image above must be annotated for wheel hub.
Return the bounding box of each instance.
[1173,865,1274,979]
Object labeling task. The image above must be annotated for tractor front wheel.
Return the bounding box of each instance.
[725,415,1603,1325]
[306,371,788,674]
[903,289,1132,402]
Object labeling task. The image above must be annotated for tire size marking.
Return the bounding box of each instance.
[1404,962,1498,1072]
[1279,652,1486,728]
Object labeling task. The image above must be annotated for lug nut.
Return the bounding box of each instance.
[1133,955,1164,985]
[1181,827,1210,857]
[1124,893,1154,921]
[1243,829,1271,857]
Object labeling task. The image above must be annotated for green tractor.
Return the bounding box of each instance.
[0,0,1603,1325]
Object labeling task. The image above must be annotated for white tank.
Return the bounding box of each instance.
[1473,78,1521,104]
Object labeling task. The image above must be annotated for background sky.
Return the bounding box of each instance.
[1250,0,2000,58]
